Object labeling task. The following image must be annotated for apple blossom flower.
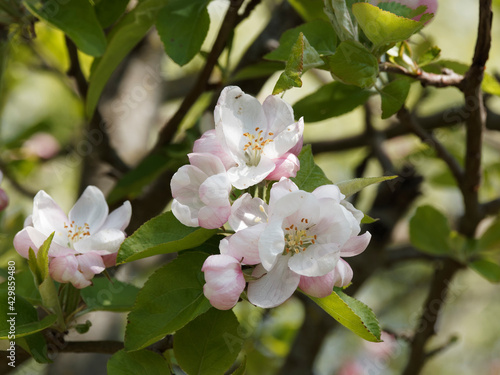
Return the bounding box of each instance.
[212,86,304,189]
[13,186,131,288]
[0,171,8,211]
[202,254,246,310]
[245,179,370,308]
[171,153,232,229]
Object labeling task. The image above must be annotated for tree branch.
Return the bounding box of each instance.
[459,0,492,235]
[151,0,249,152]
[65,36,88,98]
[402,260,463,375]
[397,106,464,186]
[481,198,500,217]
[310,105,500,154]
[379,62,464,89]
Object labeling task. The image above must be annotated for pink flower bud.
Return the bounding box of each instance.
[23,132,61,160]
[0,188,8,211]
[202,254,246,310]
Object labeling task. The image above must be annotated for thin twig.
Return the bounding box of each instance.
[481,198,500,217]
[379,62,464,90]
[0,159,35,198]
[310,105,500,154]
[397,106,464,186]
[379,62,465,90]
[364,101,394,173]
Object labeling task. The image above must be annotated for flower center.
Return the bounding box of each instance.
[283,219,316,255]
[64,221,91,246]
[242,127,274,166]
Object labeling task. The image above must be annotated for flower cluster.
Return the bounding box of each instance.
[14,186,131,288]
[171,86,370,310]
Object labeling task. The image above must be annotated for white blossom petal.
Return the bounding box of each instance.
[171,200,199,227]
[228,193,267,231]
[199,174,231,207]
[247,256,300,308]
[73,228,125,254]
[68,186,108,233]
[227,157,275,190]
[288,244,341,277]
[220,223,265,265]
[101,201,132,232]
[258,219,286,270]
[13,226,75,258]
[340,232,371,257]
[32,190,69,237]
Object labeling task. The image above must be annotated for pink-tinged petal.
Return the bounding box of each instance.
[69,186,108,233]
[214,86,267,160]
[227,157,276,190]
[73,228,125,254]
[13,227,75,258]
[268,178,299,207]
[102,253,117,268]
[198,174,231,207]
[171,200,199,227]
[269,190,308,219]
[0,188,8,211]
[288,244,340,277]
[258,220,285,270]
[77,252,105,279]
[265,153,300,181]
[49,255,91,289]
[171,164,206,206]
[101,201,132,232]
[228,194,267,231]
[202,254,246,310]
[220,224,265,265]
[313,201,352,245]
[198,205,231,229]
[299,272,335,298]
[312,184,345,203]
[247,256,300,308]
[263,120,303,158]
[288,120,304,156]
[262,94,295,134]
[340,232,371,257]
[24,215,33,228]
[332,259,353,287]
[32,190,69,237]
[193,129,234,170]
[188,153,226,176]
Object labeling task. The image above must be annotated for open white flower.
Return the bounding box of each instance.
[14,186,131,288]
[213,86,304,189]
[246,179,370,308]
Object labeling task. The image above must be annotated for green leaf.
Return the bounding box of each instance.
[352,3,425,52]
[0,290,57,339]
[86,0,166,118]
[417,46,441,66]
[307,289,381,342]
[37,232,54,282]
[94,0,130,28]
[265,20,337,61]
[323,0,359,42]
[28,247,41,285]
[75,320,92,334]
[410,205,452,255]
[108,349,168,375]
[361,214,378,224]
[291,145,332,192]
[174,309,242,375]
[469,259,500,283]
[293,81,374,122]
[380,79,411,119]
[477,218,500,252]
[17,333,51,363]
[117,211,217,264]
[336,176,397,198]
[326,40,378,88]
[0,271,41,306]
[156,0,210,66]
[125,252,211,351]
[288,0,330,22]
[272,33,323,95]
[24,0,107,56]
[80,278,140,313]
[376,2,411,16]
